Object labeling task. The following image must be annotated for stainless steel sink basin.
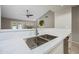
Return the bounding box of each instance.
[24,37,48,49]
[39,34,57,41]
[24,34,57,49]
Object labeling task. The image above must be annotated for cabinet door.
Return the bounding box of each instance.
[47,41,64,54]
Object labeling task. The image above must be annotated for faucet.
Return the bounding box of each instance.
[35,19,39,45]
[35,27,39,36]
[35,19,39,36]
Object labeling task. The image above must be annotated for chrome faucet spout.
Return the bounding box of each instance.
[35,28,39,36]
[35,19,39,36]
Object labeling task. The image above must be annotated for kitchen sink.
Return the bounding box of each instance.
[39,34,57,41]
[24,34,57,49]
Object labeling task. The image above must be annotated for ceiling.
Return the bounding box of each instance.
[1,5,74,21]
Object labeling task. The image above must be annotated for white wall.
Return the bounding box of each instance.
[55,7,72,29]
[0,6,1,29]
[38,10,55,28]
[72,6,79,42]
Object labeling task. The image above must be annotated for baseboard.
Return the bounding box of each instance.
[72,41,79,48]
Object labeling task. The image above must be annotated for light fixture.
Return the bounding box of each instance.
[26,10,33,18]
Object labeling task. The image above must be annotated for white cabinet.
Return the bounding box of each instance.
[47,41,64,54]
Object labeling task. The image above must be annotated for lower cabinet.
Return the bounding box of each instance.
[47,41,64,54]
[46,36,69,54]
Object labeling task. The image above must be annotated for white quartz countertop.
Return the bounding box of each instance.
[0,28,71,54]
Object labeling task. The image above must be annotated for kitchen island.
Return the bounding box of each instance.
[0,28,71,54]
